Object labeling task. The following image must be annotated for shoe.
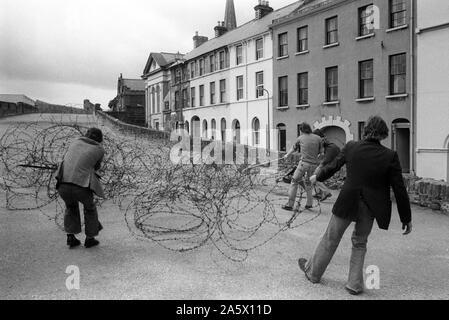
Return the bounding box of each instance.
[282,205,294,211]
[345,286,363,296]
[320,193,332,202]
[298,258,308,273]
[298,258,317,284]
[84,238,100,248]
[67,235,81,249]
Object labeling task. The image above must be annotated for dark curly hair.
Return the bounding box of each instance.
[313,129,325,138]
[363,116,389,141]
[298,122,312,135]
[85,127,103,143]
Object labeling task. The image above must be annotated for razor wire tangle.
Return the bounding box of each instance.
[0,115,323,262]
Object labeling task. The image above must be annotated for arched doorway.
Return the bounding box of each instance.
[322,126,346,149]
[202,120,208,139]
[221,118,227,142]
[211,119,216,140]
[191,116,201,138]
[277,123,286,152]
[232,119,241,144]
[252,117,260,146]
[392,118,410,173]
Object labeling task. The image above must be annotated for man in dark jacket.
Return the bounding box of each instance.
[56,128,105,249]
[298,116,412,295]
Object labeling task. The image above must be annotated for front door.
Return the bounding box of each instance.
[392,123,410,173]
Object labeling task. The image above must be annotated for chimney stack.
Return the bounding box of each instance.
[254,0,273,20]
[193,31,209,48]
[214,21,228,37]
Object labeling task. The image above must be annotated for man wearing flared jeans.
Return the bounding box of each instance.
[287,161,317,209]
[298,116,412,295]
[58,183,100,240]
[304,199,374,292]
[282,122,323,211]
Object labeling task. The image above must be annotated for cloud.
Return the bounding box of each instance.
[0,0,294,104]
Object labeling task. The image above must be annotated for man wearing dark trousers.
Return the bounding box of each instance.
[56,128,105,249]
[298,116,412,295]
[312,129,340,202]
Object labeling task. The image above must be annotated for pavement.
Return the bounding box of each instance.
[1,114,449,300]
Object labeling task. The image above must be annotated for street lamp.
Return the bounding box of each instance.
[261,88,271,155]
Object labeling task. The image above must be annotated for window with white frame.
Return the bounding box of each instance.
[190,87,196,107]
[199,85,204,106]
[279,76,288,107]
[325,16,338,45]
[359,4,374,36]
[326,66,338,102]
[390,0,406,28]
[256,38,263,60]
[219,51,225,69]
[256,71,264,98]
[210,82,216,105]
[209,54,215,73]
[297,26,308,52]
[252,117,260,146]
[219,79,226,103]
[236,45,243,65]
[236,76,244,101]
[278,32,288,57]
[199,59,205,76]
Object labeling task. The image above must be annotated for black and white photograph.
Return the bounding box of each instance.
[1,0,449,306]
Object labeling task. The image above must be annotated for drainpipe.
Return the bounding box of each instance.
[245,41,249,146]
[410,0,416,175]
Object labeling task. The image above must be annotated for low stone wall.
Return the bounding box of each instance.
[95,110,170,140]
[403,175,449,214]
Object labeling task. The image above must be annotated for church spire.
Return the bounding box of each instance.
[224,0,237,31]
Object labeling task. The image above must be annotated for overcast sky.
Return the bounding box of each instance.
[0,0,295,109]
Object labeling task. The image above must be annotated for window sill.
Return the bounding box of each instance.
[295,50,309,56]
[276,106,289,110]
[296,104,310,109]
[356,97,375,102]
[386,24,408,33]
[386,94,408,99]
[323,42,339,49]
[277,55,289,61]
[355,33,375,41]
[322,100,340,106]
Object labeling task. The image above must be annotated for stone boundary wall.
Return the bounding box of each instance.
[403,175,449,215]
[94,109,170,140]
[94,109,282,167]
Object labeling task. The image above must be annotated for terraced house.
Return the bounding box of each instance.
[271,0,414,173]
[142,52,184,131]
[169,0,301,149]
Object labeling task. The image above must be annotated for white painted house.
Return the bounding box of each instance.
[142,52,183,131]
[415,0,449,181]
[179,0,300,150]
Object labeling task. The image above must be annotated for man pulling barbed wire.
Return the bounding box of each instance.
[55,127,105,249]
[282,123,324,212]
